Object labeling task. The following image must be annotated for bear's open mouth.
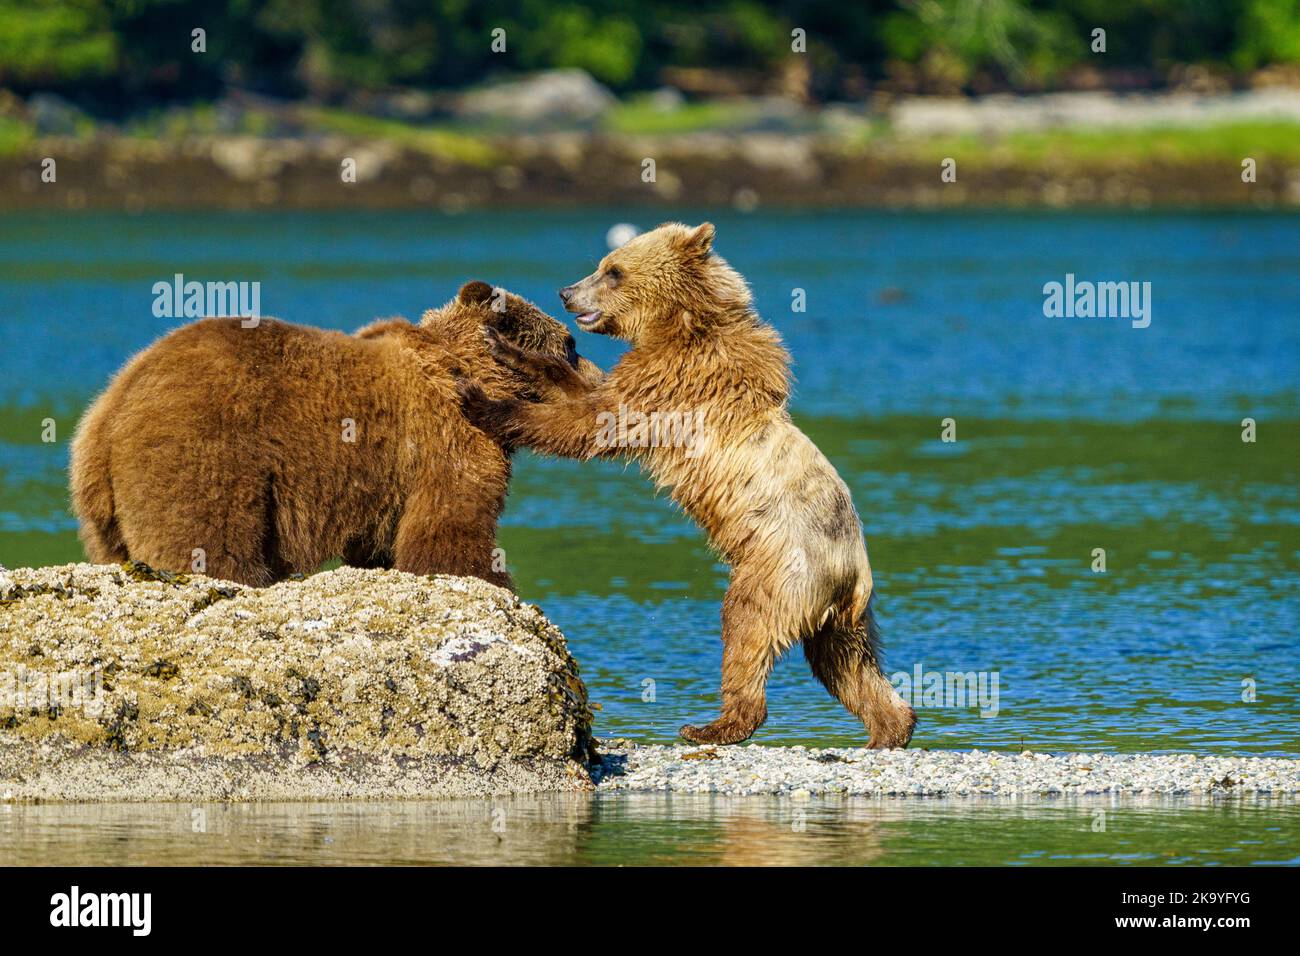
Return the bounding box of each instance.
[575,311,602,329]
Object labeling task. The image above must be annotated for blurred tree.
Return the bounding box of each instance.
[511,3,643,85]
[881,0,1079,87]
[0,0,116,85]
[1,0,1298,108]
[1234,0,1300,69]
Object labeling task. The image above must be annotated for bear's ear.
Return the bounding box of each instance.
[683,222,715,256]
[458,280,496,306]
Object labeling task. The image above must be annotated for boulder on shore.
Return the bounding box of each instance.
[0,563,595,801]
[452,69,617,124]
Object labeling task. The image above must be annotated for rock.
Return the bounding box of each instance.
[453,69,616,125]
[0,563,595,801]
[647,87,685,111]
[350,88,444,122]
[890,89,1300,137]
[606,222,640,249]
[0,89,26,121]
[27,93,89,137]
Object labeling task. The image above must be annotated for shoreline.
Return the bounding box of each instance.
[591,743,1300,798]
[4,127,1298,212]
[3,741,1296,803]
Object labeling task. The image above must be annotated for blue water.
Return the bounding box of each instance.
[2,209,1298,755]
[3,210,1297,417]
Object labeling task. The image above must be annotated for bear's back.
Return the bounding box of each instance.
[140,316,368,384]
[98,316,440,460]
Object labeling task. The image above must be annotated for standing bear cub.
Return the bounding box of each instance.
[462,223,916,748]
[70,281,601,588]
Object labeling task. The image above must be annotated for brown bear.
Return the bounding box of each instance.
[461,223,916,748]
[70,281,602,589]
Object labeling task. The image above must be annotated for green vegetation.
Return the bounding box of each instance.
[1234,0,1300,70]
[122,102,275,139]
[0,0,116,85]
[300,107,501,165]
[2,1,1298,107]
[604,95,768,134]
[884,120,1300,166]
[0,113,33,155]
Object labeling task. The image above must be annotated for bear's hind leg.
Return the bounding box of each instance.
[680,571,787,745]
[804,606,915,749]
[124,534,275,587]
[393,482,513,591]
[115,473,278,587]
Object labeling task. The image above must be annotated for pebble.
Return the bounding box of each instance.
[591,742,1300,796]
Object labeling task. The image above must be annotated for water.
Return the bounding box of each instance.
[2,794,1297,866]
[1,210,1297,864]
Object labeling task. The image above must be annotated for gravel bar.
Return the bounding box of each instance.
[591,742,1300,797]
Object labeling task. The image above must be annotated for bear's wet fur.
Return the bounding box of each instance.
[461,224,916,748]
[71,281,601,588]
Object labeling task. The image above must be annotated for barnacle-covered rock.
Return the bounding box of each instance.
[0,563,594,801]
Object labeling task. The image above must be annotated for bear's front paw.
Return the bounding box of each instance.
[481,326,527,368]
[457,381,522,443]
[482,328,565,394]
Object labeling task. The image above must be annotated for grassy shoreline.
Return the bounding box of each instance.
[3,115,1298,210]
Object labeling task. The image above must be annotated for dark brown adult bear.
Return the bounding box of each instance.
[69,281,601,588]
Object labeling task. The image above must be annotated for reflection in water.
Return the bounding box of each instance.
[2,794,1296,866]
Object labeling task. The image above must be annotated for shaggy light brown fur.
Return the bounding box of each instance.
[462,223,916,748]
[70,281,601,588]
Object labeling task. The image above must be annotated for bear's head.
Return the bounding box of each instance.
[557,222,752,346]
[446,280,603,388]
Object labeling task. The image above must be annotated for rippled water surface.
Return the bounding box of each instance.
[2,795,1297,866]
[2,210,1298,765]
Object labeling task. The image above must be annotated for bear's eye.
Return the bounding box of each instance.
[605,266,623,283]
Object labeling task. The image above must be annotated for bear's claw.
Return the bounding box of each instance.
[482,327,523,366]
[679,720,756,746]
